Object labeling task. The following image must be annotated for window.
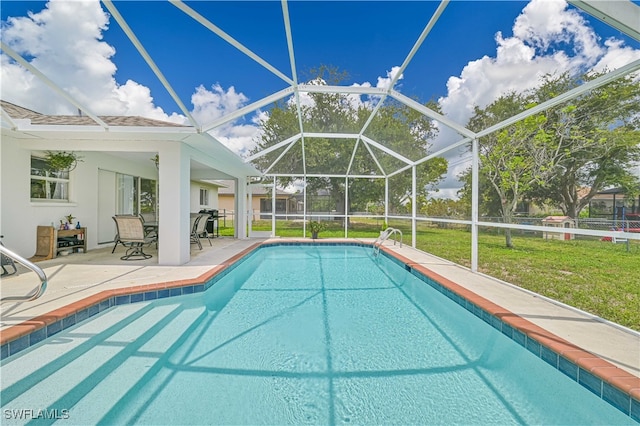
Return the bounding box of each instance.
[30,156,69,201]
[116,173,157,219]
[200,188,209,206]
[260,198,287,213]
[140,178,157,219]
[260,198,272,213]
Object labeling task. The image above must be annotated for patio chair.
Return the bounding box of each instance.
[112,214,158,253]
[195,213,212,247]
[139,214,158,245]
[141,216,158,241]
[1,235,17,276]
[111,214,135,253]
[190,214,210,250]
[112,215,156,260]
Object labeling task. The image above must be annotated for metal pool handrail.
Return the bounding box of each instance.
[373,227,403,256]
[0,244,48,302]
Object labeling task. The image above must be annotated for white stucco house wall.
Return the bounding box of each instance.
[1,100,260,265]
[189,180,222,214]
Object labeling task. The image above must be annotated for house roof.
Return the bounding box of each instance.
[597,186,640,195]
[1,100,187,128]
[2,99,261,180]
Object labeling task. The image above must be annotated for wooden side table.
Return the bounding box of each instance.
[55,227,87,257]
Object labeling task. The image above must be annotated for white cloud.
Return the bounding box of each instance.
[293,91,316,110]
[290,67,404,122]
[512,0,603,63]
[0,0,185,123]
[376,65,403,90]
[432,0,640,198]
[213,115,265,158]
[114,80,185,124]
[591,39,640,73]
[212,124,259,159]
[191,84,248,123]
[346,81,372,111]
[188,84,268,157]
[438,0,638,134]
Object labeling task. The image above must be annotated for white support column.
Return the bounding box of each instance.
[384,177,389,225]
[158,143,190,265]
[471,139,479,272]
[344,177,349,237]
[303,176,307,237]
[272,178,277,235]
[247,183,253,236]
[412,166,417,248]
[235,176,248,239]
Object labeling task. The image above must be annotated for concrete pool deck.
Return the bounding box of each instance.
[2,237,639,386]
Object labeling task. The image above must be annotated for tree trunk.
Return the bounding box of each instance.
[502,199,515,248]
[332,182,346,225]
[561,182,579,218]
[505,228,513,248]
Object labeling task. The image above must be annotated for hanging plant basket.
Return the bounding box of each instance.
[45,151,82,172]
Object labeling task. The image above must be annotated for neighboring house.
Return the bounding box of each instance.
[589,187,640,219]
[1,100,259,265]
[516,201,562,217]
[216,180,299,221]
[512,187,640,219]
[517,187,592,217]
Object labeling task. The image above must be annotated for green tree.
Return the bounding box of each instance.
[421,197,468,221]
[465,70,640,247]
[526,72,640,218]
[251,66,447,219]
[457,167,505,218]
[468,92,552,247]
[363,101,448,214]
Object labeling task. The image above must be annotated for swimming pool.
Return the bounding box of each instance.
[1,244,636,424]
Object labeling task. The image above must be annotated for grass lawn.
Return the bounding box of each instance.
[418,227,639,331]
[220,219,639,331]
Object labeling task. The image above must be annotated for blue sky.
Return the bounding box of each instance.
[3,1,637,110]
[1,1,535,109]
[102,1,637,108]
[2,0,639,167]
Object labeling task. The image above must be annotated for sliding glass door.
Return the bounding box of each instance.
[116,173,157,220]
[139,177,157,222]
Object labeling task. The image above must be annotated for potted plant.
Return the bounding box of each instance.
[65,214,76,225]
[45,151,82,172]
[308,221,326,239]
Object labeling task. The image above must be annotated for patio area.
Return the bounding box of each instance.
[1,237,638,381]
[1,237,260,330]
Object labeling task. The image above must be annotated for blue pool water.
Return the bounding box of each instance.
[0,245,635,425]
